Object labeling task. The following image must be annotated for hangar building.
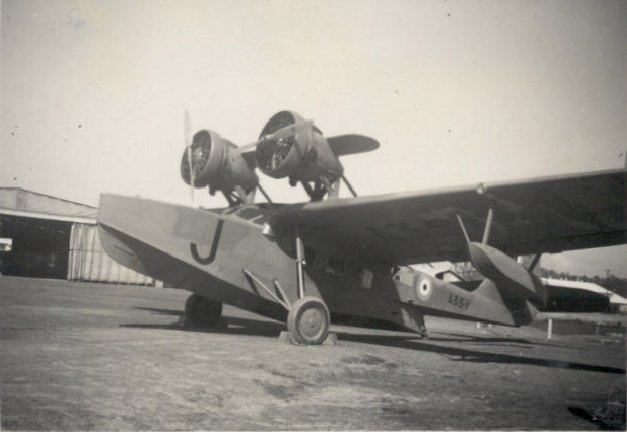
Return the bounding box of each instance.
[543,277,627,314]
[0,187,155,285]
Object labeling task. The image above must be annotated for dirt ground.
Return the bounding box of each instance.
[1,276,625,430]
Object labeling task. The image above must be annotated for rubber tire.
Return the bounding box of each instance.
[185,294,223,328]
[287,296,330,345]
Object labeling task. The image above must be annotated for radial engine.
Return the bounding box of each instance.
[180,129,259,205]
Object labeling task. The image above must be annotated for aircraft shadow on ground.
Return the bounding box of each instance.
[130,307,561,347]
[132,306,185,317]
[123,307,624,375]
[123,307,285,338]
[426,333,581,350]
[567,406,626,430]
[338,332,626,375]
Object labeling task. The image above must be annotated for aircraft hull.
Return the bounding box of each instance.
[98,194,537,332]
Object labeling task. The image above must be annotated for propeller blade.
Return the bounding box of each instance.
[184,110,194,201]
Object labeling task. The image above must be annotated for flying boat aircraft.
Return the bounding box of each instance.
[98,110,626,344]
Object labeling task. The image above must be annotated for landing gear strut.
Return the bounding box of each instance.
[185,293,223,328]
[242,230,333,345]
[287,231,331,344]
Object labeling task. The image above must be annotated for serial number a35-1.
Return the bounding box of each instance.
[448,293,470,310]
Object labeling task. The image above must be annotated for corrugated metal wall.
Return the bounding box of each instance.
[68,223,156,285]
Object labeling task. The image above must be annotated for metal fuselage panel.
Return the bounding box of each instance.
[98,195,530,331]
[98,195,296,320]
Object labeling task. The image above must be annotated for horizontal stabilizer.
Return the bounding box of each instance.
[327,134,380,156]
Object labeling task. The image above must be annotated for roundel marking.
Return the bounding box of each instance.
[416,277,434,301]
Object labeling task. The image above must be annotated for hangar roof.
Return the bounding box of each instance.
[0,187,97,224]
[543,277,627,305]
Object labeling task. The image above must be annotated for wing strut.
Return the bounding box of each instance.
[481,206,494,245]
[300,179,331,201]
[528,253,542,272]
[295,230,306,299]
[455,214,471,244]
[341,175,358,197]
[257,184,273,203]
[457,206,495,246]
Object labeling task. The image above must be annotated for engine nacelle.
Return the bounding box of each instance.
[255,111,343,183]
[180,129,258,195]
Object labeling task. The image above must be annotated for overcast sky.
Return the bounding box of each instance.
[1,0,625,277]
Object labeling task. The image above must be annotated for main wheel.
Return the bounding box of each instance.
[287,296,330,345]
[185,294,223,328]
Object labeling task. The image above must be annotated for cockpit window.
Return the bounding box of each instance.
[435,270,465,283]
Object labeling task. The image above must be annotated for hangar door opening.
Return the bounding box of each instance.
[0,215,71,279]
[68,223,156,285]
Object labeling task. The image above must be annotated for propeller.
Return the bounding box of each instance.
[252,119,315,173]
[184,110,194,201]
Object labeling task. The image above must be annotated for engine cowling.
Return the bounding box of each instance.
[255,111,343,182]
[180,129,258,195]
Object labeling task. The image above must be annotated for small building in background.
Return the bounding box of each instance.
[0,187,158,286]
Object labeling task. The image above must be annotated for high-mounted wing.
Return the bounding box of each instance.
[269,168,626,266]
